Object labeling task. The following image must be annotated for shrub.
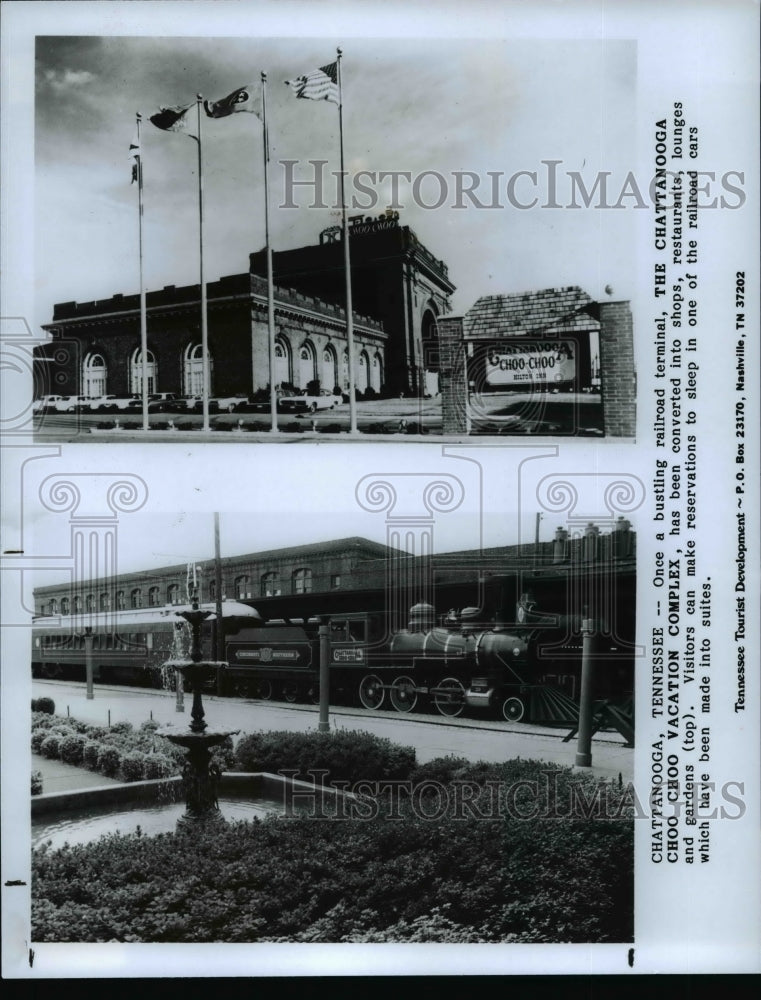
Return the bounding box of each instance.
[60,734,86,766]
[109,721,134,735]
[139,719,161,734]
[31,712,58,730]
[31,728,50,754]
[40,734,62,759]
[407,756,471,786]
[120,752,146,783]
[210,736,236,772]
[33,697,56,715]
[234,729,416,785]
[82,740,102,770]
[143,754,174,780]
[31,771,43,796]
[96,745,122,777]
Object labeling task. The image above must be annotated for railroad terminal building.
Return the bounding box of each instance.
[36,216,635,436]
[34,520,636,639]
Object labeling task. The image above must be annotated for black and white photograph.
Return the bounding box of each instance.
[1,0,760,983]
[30,30,637,441]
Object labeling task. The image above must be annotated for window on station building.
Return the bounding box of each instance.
[148,586,160,607]
[60,597,70,614]
[274,337,292,388]
[330,574,341,590]
[261,571,281,597]
[73,595,82,614]
[85,594,95,612]
[183,342,213,397]
[292,568,312,594]
[99,592,111,611]
[234,575,251,600]
[82,353,107,398]
[209,579,217,600]
[167,584,180,605]
[49,598,58,615]
[116,590,126,611]
[131,588,142,609]
[130,348,158,395]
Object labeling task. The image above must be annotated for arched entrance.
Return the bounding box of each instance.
[129,348,157,395]
[371,352,383,393]
[421,307,440,396]
[82,353,107,397]
[274,336,291,389]
[358,351,370,392]
[298,341,317,391]
[321,346,338,393]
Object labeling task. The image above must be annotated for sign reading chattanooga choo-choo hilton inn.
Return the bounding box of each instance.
[485,341,577,387]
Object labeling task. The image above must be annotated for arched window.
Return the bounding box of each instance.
[130,348,157,395]
[116,591,125,611]
[261,571,281,597]
[292,568,312,595]
[73,595,82,614]
[148,586,160,607]
[322,346,338,393]
[341,350,349,391]
[358,351,370,391]
[99,592,110,611]
[131,588,142,609]
[49,598,58,615]
[298,341,316,390]
[60,597,70,615]
[209,579,217,600]
[167,584,180,605]
[85,594,95,612]
[371,352,383,392]
[82,353,107,398]
[183,343,213,397]
[421,308,439,373]
[234,575,251,600]
[274,337,291,388]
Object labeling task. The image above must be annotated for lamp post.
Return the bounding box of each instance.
[84,626,94,700]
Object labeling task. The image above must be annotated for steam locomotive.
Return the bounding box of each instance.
[31,597,633,725]
[221,599,633,724]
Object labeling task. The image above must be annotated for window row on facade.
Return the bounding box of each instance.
[80,338,384,398]
[38,567,336,615]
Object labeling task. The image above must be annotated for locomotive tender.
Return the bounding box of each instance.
[31,597,632,724]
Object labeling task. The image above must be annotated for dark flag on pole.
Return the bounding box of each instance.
[129,129,140,184]
[204,84,261,119]
[149,103,193,132]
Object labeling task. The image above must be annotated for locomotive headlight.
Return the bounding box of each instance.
[513,647,521,656]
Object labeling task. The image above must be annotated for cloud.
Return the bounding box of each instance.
[43,68,96,94]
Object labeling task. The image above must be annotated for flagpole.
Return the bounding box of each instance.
[195,95,210,432]
[137,112,148,432]
[261,72,278,433]
[336,48,358,435]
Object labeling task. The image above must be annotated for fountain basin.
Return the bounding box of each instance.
[32,772,356,848]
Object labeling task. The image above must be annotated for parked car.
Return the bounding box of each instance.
[32,395,64,413]
[147,393,179,412]
[278,389,343,413]
[53,395,89,413]
[87,394,120,411]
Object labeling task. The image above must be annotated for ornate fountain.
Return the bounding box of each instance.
[158,593,238,825]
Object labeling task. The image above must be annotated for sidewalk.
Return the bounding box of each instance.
[32,753,124,794]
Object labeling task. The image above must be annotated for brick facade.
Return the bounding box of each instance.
[597,300,636,438]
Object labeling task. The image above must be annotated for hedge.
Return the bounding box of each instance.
[234,729,417,784]
[32,697,56,715]
[32,758,633,944]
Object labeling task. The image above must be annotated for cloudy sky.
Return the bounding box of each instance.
[34,33,636,333]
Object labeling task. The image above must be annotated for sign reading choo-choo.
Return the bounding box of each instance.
[485,341,576,388]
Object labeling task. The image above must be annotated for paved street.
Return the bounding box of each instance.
[33,679,633,782]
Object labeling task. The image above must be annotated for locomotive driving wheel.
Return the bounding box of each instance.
[389,676,418,713]
[255,679,273,700]
[358,673,385,710]
[501,695,526,723]
[282,681,299,703]
[433,677,466,718]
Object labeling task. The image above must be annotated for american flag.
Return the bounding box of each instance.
[284,62,339,104]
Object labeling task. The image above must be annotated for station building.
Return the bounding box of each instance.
[35,215,454,402]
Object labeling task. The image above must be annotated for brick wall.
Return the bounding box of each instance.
[438,316,470,434]
[598,300,636,438]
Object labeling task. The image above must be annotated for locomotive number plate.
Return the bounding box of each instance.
[237,648,301,661]
[332,648,365,662]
